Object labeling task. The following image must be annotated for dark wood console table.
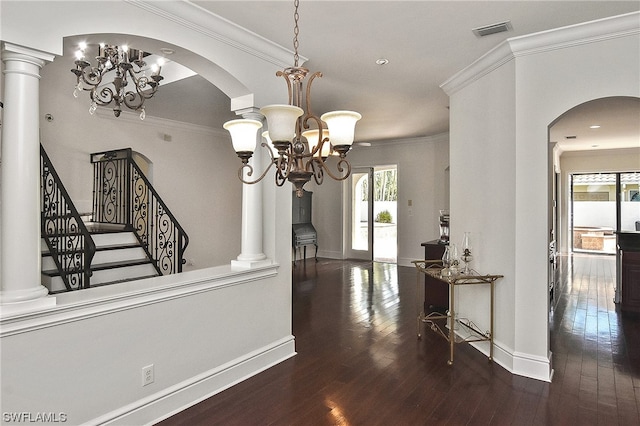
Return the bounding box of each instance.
[420,241,448,313]
[617,232,640,314]
[413,260,503,365]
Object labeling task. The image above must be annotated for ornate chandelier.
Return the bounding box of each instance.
[71,42,164,120]
[223,0,361,197]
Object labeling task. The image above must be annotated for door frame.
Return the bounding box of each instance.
[344,167,374,260]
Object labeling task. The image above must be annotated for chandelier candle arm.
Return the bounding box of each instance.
[261,131,281,158]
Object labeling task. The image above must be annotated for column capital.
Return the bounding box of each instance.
[2,42,55,67]
[235,107,264,123]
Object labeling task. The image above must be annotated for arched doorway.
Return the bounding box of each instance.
[548,95,640,355]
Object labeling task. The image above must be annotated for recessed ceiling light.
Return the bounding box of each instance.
[375,58,389,66]
[160,48,175,55]
[589,125,601,129]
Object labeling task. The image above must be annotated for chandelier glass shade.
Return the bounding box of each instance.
[301,128,331,158]
[223,119,263,163]
[71,42,164,120]
[223,0,361,197]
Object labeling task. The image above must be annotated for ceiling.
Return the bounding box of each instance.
[549,96,640,152]
[64,1,640,150]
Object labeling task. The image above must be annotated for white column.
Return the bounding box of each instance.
[231,109,271,269]
[0,43,54,305]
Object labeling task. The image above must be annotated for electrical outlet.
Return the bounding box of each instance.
[142,364,154,386]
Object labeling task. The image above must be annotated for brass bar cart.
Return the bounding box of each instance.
[413,260,503,365]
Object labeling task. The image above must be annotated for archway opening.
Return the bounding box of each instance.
[547,95,640,364]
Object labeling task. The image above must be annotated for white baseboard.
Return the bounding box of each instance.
[464,335,552,382]
[397,257,416,267]
[93,335,296,425]
[512,350,553,382]
[316,250,343,259]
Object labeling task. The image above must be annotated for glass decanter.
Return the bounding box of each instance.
[442,244,459,276]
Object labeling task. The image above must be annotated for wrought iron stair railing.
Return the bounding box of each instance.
[41,145,96,291]
[91,148,189,275]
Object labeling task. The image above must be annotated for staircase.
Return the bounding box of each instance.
[40,145,188,293]
[41,222,159,294]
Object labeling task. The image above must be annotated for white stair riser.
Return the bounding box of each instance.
[91,263,158,285]
[42,256,57,272]
[93,247,148,265]
[92,232,140,247]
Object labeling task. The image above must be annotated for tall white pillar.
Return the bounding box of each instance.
[0,43,54,305]
[231,109,271,269]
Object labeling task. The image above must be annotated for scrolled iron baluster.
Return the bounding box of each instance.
[91,148,189,277]
[41,145,95,291]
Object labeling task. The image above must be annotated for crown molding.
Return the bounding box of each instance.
[441,11,640,96]
[560,146,640,158]
[440,41,514,96]
[125,0,308,69]
[358,132,449,148]
[509,11,640,58]
[95,108,227,138]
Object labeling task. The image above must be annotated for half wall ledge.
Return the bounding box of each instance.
[0,263,279,336]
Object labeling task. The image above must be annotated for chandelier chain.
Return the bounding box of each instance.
[293,0,300,66]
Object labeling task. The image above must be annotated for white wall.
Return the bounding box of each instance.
[0,262,293,425]
[573,202,639,231]
[448,58,518,374]
[310,134,449,266]
[442,12,640,381]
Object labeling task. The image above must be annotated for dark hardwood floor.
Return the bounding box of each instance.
[159,254,639,425]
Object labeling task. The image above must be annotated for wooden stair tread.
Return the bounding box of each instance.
[41,243,141,257]
[91,259,154,271]
[85,223,129,233]
[96,243,141,251]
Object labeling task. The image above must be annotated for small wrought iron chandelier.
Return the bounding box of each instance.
[71,42,164,120]
[223,0,361,197]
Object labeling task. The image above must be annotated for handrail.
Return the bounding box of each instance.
[41,145,96,291]
[91,148,189,274]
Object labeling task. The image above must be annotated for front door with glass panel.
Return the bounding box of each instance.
[347,168,373,260]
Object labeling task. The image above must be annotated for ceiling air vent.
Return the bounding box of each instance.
[472,21,513,37]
